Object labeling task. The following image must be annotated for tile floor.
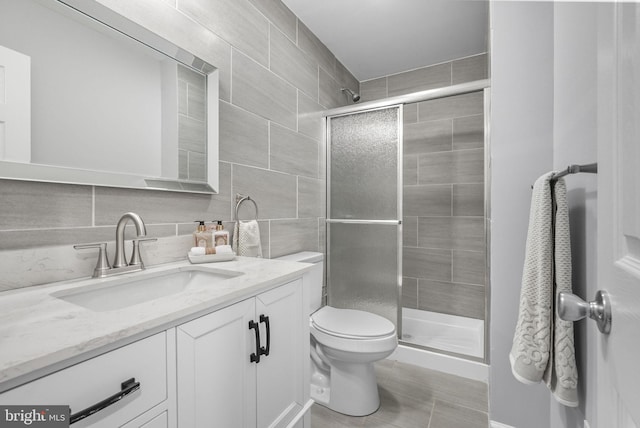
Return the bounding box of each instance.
[311,359,489,428]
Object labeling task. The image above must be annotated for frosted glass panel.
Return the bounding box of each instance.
[329,107,399,220]
[328,223,399,328]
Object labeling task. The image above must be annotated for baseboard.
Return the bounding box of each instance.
[491,421,516,428]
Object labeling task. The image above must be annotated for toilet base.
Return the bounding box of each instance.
[311,360,380,417]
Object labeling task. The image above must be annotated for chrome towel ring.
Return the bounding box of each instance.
[235,194,259,221]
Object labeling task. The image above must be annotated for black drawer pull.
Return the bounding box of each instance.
[249,320,261,363]
[70,378,140,424]
[259,314,270,357]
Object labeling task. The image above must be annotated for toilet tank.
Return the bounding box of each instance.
[275,251,324,314]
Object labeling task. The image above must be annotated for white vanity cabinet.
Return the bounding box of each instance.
[176,279,305,428]
[0,332,173,428]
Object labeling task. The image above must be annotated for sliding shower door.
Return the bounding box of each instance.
[326,106,402,330]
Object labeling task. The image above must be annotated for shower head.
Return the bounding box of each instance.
[341,87,361,103]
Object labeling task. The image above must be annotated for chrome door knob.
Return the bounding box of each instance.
[557,290,612,334]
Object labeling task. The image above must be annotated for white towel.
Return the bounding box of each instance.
[509,173,578,407]
[232,220,263,257]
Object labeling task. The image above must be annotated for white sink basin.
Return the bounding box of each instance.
[52,266,242,312]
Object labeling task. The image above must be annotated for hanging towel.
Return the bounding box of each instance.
[509,173,578,407]
[232,220,263,257]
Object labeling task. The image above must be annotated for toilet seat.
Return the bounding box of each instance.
[311,306,395,339]
[310,306,397,354]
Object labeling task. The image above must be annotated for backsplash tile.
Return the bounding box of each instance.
[269,124,319,178]
[0,180,92,229]
[219,101,269,168]
[270,218,319,258]
[232,164,297,219]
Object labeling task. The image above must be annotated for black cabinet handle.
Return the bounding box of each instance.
[259,314,270,357]
[70,378,140,424]
[249,320,261,363]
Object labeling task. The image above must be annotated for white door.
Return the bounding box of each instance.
[596,2,640,427]
[0,44,30,162]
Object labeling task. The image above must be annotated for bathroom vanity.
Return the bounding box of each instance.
[0,258,312,428]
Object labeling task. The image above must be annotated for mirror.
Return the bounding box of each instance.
[0,0,219,193]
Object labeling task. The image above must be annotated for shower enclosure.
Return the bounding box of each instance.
[325,80,490,363]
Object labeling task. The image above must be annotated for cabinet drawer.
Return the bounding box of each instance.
[0,332,167,427]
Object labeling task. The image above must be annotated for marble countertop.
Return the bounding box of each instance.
[0,257,311,393]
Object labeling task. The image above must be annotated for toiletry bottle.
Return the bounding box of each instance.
[193,221,213,248]
[213,220,229,246]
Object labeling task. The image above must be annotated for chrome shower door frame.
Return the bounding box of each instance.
[325,105,404,336]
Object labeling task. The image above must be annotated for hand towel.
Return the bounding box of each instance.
[232,220,263,257]
[509,173,578,407]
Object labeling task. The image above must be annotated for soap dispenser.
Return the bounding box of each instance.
[193,221,213,248]
[213,220,229,246]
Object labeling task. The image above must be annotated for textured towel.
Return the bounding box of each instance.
[509,173,578,407]
[232,220,263,257]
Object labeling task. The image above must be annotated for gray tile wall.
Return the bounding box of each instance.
[363,54,488,322]
[0,0,358,290]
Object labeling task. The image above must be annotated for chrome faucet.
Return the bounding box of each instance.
[74,212,156,278]
[113,212,147,268]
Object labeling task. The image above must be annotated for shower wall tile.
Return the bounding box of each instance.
[270,25,318,99]
[0,180,92,229]
[270,218,319,258]
[179,0,269,66]
[270,124,319,178]
[403,185,452,217]
[360,77,387,102]
[453,184,484,216]
[453,250,486,285]
[298,176,325,218]
[403,216,418,247]
[219,101,269,168]
[298,91,324,142]
[248,0,296,42]
[335,60,359,95]
[232,164,297,219]
[418,92,484,122]
[417,279,485,320]
[297,20,335,77]
[452,53,488,85]
[453,115,484,151]
[319,68,346,109]
[403,103,418,124]
[403,155,418,185]
[418,148,484,185]
[403,247,451,282]
[418,217,484,252]
[388,63,451,97]
[232,50,297,130]
[404,119,452,155]
[402,276,418,309]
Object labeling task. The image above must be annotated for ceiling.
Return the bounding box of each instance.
[282,0,489,82]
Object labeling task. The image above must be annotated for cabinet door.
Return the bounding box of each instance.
[255,280,304,428]
[177,299,256,428]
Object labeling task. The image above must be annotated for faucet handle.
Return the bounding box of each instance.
[74,242,111,278]
[129,238,157,267]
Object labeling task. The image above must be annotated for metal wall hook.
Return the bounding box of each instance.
[557,290,612,334]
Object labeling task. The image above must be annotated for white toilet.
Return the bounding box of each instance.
[276,251,398,416]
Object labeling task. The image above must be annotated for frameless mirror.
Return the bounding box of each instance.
[0,0,219,193]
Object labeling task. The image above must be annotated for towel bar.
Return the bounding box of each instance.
[235,194,259,221]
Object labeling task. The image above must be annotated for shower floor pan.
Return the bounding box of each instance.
[401,308,484,359]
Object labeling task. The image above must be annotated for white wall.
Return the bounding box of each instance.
[489,2,554,427]
[550,3,599,427]
[491,2,603,427]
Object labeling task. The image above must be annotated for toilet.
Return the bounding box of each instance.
[276,251,398,416]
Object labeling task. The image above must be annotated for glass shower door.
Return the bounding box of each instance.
[326,106,402,329]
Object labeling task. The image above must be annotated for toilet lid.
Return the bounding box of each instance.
[311,306,396,338]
